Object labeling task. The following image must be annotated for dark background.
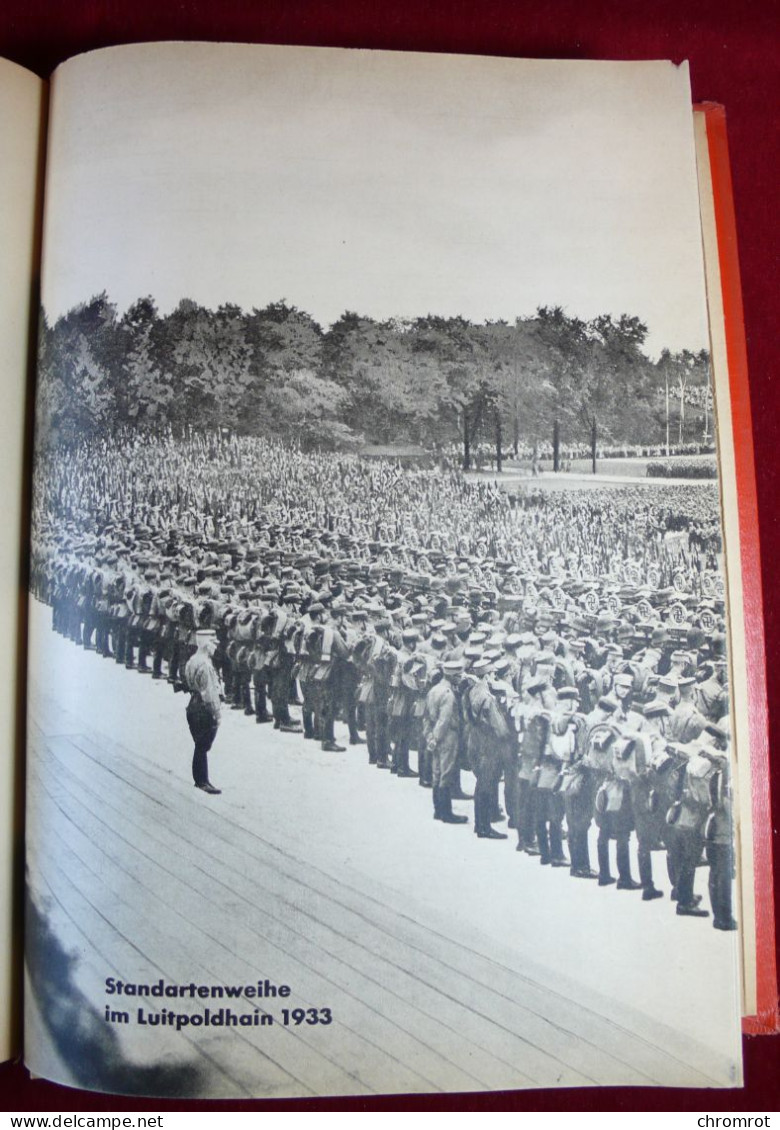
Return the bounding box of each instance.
[1,0,778,1113]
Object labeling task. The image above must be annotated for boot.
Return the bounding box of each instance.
[597,838,615,885]
[450,770,473,800]
[432,786,443,821]
[478,827,509,840]
[396,748,418,778]
[713,918,738,931]
[616,839,640,888]
[473,793,483,835]
[476,795,507,839]
[439,786,468,825]
[677,903,709,918]
[537,820,551,865]
[548,822,567,867]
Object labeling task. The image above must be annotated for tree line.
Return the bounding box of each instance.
[35,294,711,469]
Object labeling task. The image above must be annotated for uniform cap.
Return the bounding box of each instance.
[525,676,548,695]
[643,700,672,718]
[703,721,729,743]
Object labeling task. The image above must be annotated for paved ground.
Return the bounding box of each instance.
[25,599,743,1099]
[465,453,719,492]
[467,469,715,491]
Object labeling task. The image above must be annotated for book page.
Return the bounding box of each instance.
[26,43,745,1097]
[0,56,47,1064]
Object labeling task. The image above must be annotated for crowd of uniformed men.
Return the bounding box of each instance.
[31,432,736,933]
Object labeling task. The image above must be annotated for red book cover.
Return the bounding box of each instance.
[696,101,777,1036]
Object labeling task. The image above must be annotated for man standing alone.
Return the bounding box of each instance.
[184,628,222,795]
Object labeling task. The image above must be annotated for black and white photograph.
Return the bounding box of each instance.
[24,44,745,1098]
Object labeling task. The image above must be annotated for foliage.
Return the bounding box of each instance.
[36,294,712,469]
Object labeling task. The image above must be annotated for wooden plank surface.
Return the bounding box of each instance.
[24,600,743,1097]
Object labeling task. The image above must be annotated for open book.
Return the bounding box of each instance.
[0,43,776,1100]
